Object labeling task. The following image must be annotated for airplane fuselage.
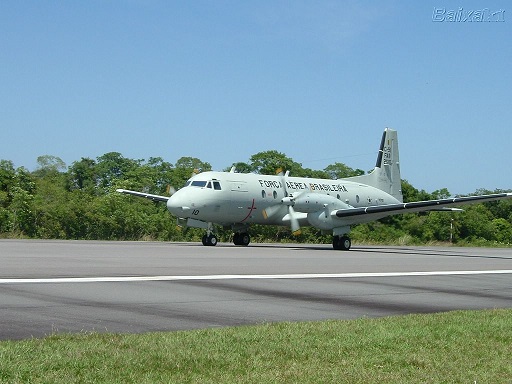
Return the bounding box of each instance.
[166,171,401,229]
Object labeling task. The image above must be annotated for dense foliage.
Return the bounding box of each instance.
[0,153,511,246]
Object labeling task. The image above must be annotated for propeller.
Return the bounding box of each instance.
[166,185,177,195]
[262,170,304,235]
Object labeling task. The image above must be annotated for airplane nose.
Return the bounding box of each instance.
[166,192,191,216]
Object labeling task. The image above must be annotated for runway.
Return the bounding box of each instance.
[1,240,511,340]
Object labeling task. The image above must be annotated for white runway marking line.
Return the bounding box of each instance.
[1,270,512,284]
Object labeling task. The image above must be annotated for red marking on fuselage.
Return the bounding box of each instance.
[241,199,257,222]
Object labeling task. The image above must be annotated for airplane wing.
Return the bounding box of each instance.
[116,188,170,202]
[335,192,512,220]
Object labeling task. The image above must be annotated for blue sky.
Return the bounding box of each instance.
[1,1,510,194]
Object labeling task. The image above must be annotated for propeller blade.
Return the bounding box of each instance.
[166,185,177,195]
[288,206,301,235]
[264,170,306,234]
[263,170,290,220]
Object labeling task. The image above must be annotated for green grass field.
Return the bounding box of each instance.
[1,309,511,383]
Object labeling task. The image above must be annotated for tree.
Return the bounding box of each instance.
[175,157,211,172]
[324,162,364,179]
[173,157,212,189]
[0,160,16,192]
[249,150,302,175]
[6,167,36,236]
[95,152,141,190]
[0,150,510,246]
[34,155,66,177]
[0,160,16,233]
[431,188,451,199]
[226,162,253,173]
[144,157,175,194]
[401,180,434,203]
[491,218,512,244]
[67,157,98,192]
[458,204,495,242]
[299,168,330,179]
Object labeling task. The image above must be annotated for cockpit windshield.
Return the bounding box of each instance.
[191,180,207,187]
[185,180,222,190]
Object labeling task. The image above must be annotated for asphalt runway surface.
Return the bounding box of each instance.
[1,240,511,340]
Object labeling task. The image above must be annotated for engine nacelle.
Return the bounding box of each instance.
[289,193,341,213]
[302,195,352,230]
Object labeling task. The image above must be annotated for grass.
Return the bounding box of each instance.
[0,309,511,383]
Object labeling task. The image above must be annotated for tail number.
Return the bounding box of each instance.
[383,145,392,165]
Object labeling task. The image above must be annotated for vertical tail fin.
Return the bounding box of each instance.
[344,128,402,202]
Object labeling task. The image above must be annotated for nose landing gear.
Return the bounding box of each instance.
[202,234,218,246]
[201,222,218,246]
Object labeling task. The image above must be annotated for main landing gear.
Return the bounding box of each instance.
[332,235,351,251]
[233,232,250,246]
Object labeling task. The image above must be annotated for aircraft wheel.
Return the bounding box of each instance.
[233,232,250,246]
[240,233,250,246]
[202,234,218,246]
[332,236,340,250]
[340,236,351,250]
[332,235,351,251]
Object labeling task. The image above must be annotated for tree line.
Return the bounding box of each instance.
[0,152,511,246]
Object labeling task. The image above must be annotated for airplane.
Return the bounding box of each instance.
[117,128,512,250]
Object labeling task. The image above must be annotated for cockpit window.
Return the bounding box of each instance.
[186,180,221,189]
[191,180,208,187]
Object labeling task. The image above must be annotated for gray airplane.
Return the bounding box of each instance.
[117,129,512,250]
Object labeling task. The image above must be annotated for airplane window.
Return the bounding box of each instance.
[261,190,266,198]
[273,191,278,199]
[191,181,207,187]
[213,181,221,190]
[206,181,212,189]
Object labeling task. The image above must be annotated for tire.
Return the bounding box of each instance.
[332,235,351,251]
[340,236,351,250]
[202,234,218,246]
[233,233,250,246]
[332,235,341,250]
[240,233,250,246]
